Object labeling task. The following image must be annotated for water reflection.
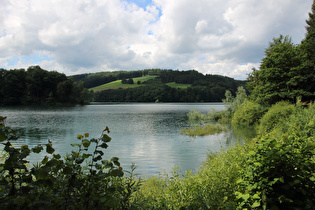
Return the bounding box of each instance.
[0,103,245,175]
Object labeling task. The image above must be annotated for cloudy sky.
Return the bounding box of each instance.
[0,0,313,80]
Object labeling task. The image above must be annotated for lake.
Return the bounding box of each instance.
[0,103,242,176]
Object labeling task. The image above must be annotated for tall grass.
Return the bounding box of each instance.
[132,141,252,209]
[180,123,227,137]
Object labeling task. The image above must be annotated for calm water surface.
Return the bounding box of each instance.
[0,103,238,175]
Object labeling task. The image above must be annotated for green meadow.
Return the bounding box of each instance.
[90,75,191,92]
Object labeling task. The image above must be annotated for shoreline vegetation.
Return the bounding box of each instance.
[1,1,315,208]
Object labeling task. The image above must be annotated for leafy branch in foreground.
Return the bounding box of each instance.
[0,116,140,209]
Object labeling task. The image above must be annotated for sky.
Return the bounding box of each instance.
[0,0,313,80]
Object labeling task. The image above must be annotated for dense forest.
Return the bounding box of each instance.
[88,70,246,102]
[1,66,245,104]
[0,66,89,106]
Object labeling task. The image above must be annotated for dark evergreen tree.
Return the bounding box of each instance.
[295,0,315,102]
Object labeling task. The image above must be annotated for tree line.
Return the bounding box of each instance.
[71,69,165,88]
[0,65,89,106]
[93,70,246,102]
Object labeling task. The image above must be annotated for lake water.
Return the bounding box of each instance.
[0,103,242,176]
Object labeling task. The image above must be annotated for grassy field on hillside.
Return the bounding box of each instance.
[166,82,191,89]
[90,76,191,92]
[90,75,156,92]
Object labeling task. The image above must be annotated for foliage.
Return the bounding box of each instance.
[248,31,315,105]
[0,116,139,209]
[259,101,296,133]
[185,86,247,124]
[72,69,163,88]
[187,108,221,122]
[247,35,303,105]
[180,123,228,137]
[236,133,315,209]
[89,69,245,102]
[94,84,231,102]
[231,100,264,126]
[301,0,315,67]
[0,66,89,105]
[132,142,249,209]
[223,86,247,119]
[236,103,315,209]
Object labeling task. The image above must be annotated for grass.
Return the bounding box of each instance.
[132,141,249,209]
[180,123,228,137]
[90,75,157,92]
[165,82,191,89]
[90,76,191,92]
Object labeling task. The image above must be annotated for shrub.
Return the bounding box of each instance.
[259,101,296,133]
[187,108,221,122]
[236,133,315,209]
[231,100,263,126]
[223,86,247,118]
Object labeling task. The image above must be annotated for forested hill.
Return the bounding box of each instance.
[0,66,89,106]
[72,69,246,103]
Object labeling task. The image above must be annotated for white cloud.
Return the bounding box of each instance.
[0,0,313,79]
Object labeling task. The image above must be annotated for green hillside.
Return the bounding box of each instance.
[90,75,191,92]
[89,75,156,92]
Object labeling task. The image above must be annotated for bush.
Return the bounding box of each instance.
[259,101,296,133]
[0,116,139,209]
[236,133,315,209]
[236,104,315,209]
[187,108,221,122]
[231,100,263,126]
[223,86,247,118]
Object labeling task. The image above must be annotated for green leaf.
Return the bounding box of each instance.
[94,150,104,156]
[46,144,55,154]
[110,169,124,177]
[32,145,44,153]
[99,143,108,149]
[102,160,113,168]
[92,155,102,162]
[90,138,98,143]
[0,132,7,142]
[113,161,120,167]
[82,153,92,159]
[111,157,119,162]
[82,139,90,148]
[53,154,61,159]
[42,156,49,164]
[252,200,261,208]
[70,143,81,147]
[75,157,84,164]
[101,134,111,142]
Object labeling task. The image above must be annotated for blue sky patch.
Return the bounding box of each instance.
[124,0,153,9]
[1,53,55,69]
